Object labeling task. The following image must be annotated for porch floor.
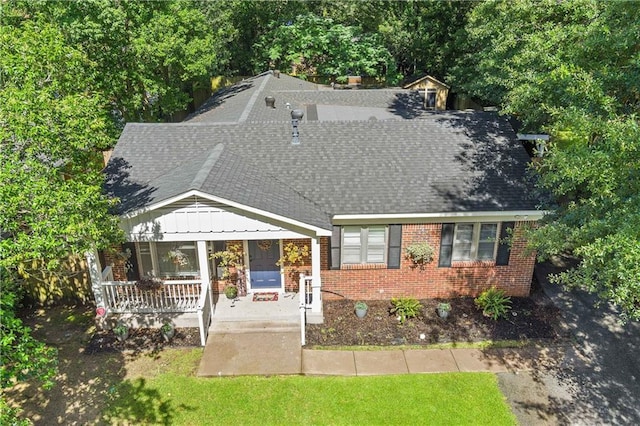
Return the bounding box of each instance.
[211,291,302,324]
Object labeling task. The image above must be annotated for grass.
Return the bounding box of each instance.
[103,350,516,425]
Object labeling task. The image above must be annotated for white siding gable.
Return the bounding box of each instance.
[123,197,308,242]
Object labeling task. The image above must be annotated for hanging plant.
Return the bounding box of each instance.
[166,248,190,266]
[135,277,163,292]
[405,242,435,268]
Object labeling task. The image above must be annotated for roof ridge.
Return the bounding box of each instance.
[238,73,271,123]
[190,144,224,189]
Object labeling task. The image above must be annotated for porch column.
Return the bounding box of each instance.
[310,236,322,315]
[197,240,210,287]
[85,250,104,307]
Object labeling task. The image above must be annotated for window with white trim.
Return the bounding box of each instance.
[452,223,499,261]
[342,226,387,264]
[135,241,200,279]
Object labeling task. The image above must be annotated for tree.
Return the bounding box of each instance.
[19,0,221,122]
[450,0,640,320]
[252,13,396,80]
[0,12,122,420]
[378,0,472,79]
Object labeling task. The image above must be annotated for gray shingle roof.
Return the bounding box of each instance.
[106,104,538,231]
[185,71,428,123]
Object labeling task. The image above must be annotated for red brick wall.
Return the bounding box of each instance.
[103,247,128,281]
[319,222,535,301]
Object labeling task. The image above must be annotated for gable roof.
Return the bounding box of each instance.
[106,76,539,232]
[403,74,450,90]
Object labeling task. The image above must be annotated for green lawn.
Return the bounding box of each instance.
[103,351,516,425]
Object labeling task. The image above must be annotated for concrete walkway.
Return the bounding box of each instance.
[198,330,560,377]
[301,345,560,376]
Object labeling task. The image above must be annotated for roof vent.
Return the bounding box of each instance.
[291,109,304,145]
[265,96,276,108]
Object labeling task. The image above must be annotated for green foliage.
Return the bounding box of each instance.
[252,13,396,80]
[0,17,123,270]
[112,323,129,337]
[223,285,238,299]
[0,397,30,426]
[474,288,512,321]
[0,275,58,390]
[354,301,368,311]
[13,0,220,122]
[389,297,422,324]
[450,0,640,320]
[405,242,435,266]
[437,302,451,313]
[160,321,174,334]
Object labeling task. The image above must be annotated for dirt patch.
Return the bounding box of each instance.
[86,327,201,355]
[306,284,563,347]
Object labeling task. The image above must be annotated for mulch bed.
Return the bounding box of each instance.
[86,282,564,352]
[85,327,201,355]
[306,284,564,347]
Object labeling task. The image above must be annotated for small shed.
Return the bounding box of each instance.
[403,75,450,111]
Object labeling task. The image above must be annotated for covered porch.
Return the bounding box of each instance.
[87,249,321,346]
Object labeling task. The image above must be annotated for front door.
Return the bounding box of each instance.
[248,240,281,290]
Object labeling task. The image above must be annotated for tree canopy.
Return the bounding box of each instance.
[252,13,395,79]
[450,0,640,320]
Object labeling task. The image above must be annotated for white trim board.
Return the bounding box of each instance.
[120,190,332,238]
[332,210,546,225]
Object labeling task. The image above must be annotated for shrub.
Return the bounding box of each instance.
[390,297,422,324]
[474,287,512,320]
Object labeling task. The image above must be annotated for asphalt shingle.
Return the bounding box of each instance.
[107,107,538,231]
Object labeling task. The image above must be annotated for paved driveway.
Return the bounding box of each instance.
[499,262,640,425]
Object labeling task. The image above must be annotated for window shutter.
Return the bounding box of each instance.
[496,222,515,266]
[330,226,341,270]
[439,223,454,267]
[387,225,402,269]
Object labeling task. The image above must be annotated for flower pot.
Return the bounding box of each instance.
[224,285,238,300]
[437,306,450,319]
[161,328,175,342]
[355,307,367,318]
[115,331,129,342]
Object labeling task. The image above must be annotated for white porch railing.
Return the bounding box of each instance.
[101,265,114,282]
[102,280,203,313]
[299,274,317,346]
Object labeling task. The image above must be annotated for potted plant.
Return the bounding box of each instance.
[113,322,129,342]
[160,321,175,342]
[354,301,368,318]
[212,243,243,280]
[224,284,238,300]
[437,302,451,319]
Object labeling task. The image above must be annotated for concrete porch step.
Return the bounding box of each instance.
[210,319,300,334]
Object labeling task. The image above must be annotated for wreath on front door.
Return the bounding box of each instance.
[257,240,272,251]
